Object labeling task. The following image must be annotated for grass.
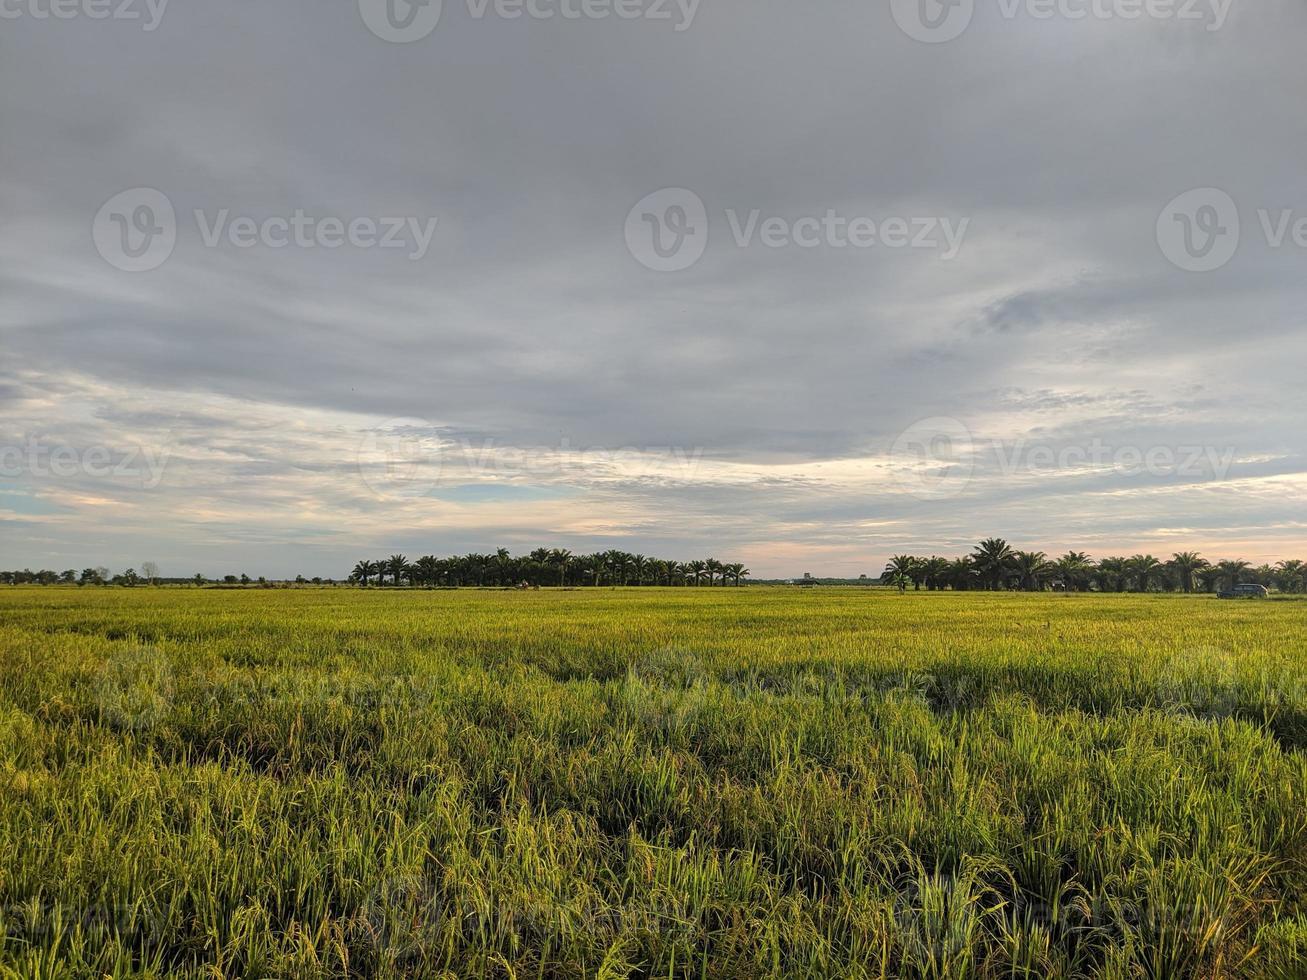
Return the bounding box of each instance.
[0,586,1305,978]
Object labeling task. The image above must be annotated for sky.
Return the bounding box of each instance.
[2,0,1305,579]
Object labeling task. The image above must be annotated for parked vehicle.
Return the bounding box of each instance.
[1218,583,1270,599]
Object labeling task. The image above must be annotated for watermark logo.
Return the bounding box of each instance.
[359,0,443,41]
[891,0,1232,42]
[1157,187,1240,272]
[356,417,444,499]
[891,0,974,43]
[93,190,441,271]
[888,422,1236,500]
[624,188,709,273]
[890,417,976,500]
[625,189,970,271]
[360,0,699,41]
[0,438,171,489]
[92,645,173,731]
[92,188,177,273]
[0,0,169,30]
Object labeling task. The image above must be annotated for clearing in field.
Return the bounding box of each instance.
[1,588,1305,978]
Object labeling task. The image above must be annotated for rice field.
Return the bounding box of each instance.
[1,586,1305,978]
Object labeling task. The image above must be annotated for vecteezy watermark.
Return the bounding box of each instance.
[889,417,1237,500]
[1157,187,1307,272]
[92,645,173,731]
[625,188,970,272]
[355,419,707,499]
[92,188,177,273]
[890,417,977,500]
[93,188,440,272]
[356,417,446,500]
[358,0,699,43]
[0,438,170,489]
[0,0,169,30]
[891,0,1232,43]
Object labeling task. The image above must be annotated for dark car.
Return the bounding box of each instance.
[1218,583,1270,599]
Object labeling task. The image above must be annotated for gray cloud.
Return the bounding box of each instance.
[2,0,1306,576]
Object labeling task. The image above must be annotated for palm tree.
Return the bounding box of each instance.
[1216,559,1251,591]
[1099,557,1132,593]
[921,556,950,591]
[351,560,377,586]
[1054,552,1095,592]
[1167,552,1209,594]
[1196,565,1222,594]
[724,562,749,586]
[1275,559,1305,594]
[1013,551,1051,591]
[414,555,440,588]
[550,548,573,587]
[703,558,723,586]
[884,555,918,592]
[631,554,649,586]
[971,538,1015,591]
[1127,554,1162,593]
[687,560,707,586]
[947,556,976,591]
[387,554,410,587]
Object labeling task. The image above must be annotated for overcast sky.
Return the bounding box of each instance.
[2,0,1305,578]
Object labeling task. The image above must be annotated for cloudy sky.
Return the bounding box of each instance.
[2,0,1305,579]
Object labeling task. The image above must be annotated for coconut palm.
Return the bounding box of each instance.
[351,560,377,586]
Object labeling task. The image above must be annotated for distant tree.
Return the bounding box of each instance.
[1275,559,1305,594]
[947,557,977,591]
[1167,552,1209,594]
[1126,555,1163,593]
[550,549,573,587]
[971,539,1016,590]
[141,561,160,585]
[1053,552,1095,593]
[1013,551,1052,591]
[387,555,411,587]
[884,555,918,592]
[1216,560,1251,591]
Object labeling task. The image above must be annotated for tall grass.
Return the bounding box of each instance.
[0,588,1304,977]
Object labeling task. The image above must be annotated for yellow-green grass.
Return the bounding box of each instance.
[1,587,1305,978]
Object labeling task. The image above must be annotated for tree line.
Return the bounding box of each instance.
[349,550,750,588]
[882,539,1306,593]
